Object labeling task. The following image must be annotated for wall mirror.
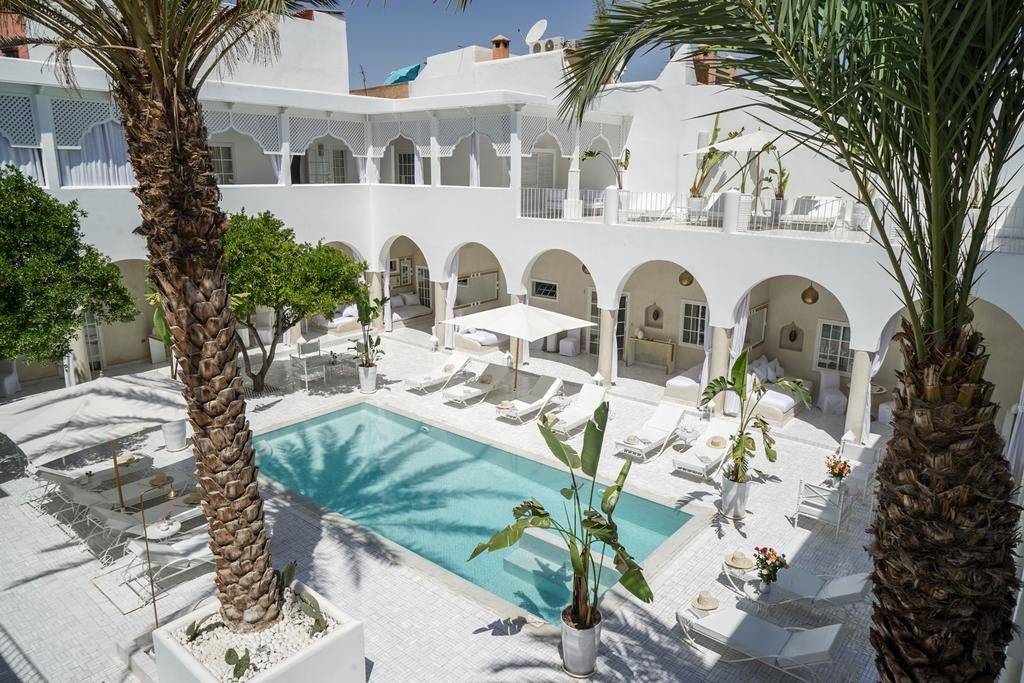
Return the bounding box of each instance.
[455,270,500,307]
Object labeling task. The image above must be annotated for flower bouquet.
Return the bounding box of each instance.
[753,546,788,591]
[825,453,852,485]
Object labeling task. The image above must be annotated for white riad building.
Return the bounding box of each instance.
[2,8,1023,448]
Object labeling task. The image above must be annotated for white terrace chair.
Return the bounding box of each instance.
[816,369,848,415]
[615,401,687,462]
[795,480,852,542]
[405,352,470,392]
[496,377,563,423]
[26,456,155,508]
[86,502,205,565]
[677,606,844,683]
[548,384,608,435]
[123,534,214,603]
[442,364,510,406]
[672,418,733,481]
[57,477,172,526]
[779,196,846,232]
[772,569,872,617]
[839,430,884,504]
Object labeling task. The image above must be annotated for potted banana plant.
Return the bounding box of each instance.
[351,285,387,394]
[469,402,653,677]
[700,351,809,519]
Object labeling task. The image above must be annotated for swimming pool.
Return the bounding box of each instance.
[255,403,693,623]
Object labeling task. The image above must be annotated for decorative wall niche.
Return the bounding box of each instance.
[779,321,804,352]
[644,303,664,329]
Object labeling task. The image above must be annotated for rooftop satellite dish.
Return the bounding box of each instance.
[525,19,547,45]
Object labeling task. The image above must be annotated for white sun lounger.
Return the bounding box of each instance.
[442,364,510,406]
[85,502,205,564]
[58,477,172,525]
[25,456,154,509]
[548,384,608,435]
[405,352,470,392]
[772,569,872,614]
[677,606,844,682]
[496,377,563,423]
[672,418,734,481]
[615,402,687,461]
[123,533,214,602]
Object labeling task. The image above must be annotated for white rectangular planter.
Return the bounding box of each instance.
[152,581,365,683]
[149,337,168,365]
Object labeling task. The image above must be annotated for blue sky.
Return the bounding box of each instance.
[337,0,669,89]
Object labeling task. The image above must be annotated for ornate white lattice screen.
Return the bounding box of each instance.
[288,116,368,157]
[521,115,576,159]
[581,120,626,159]
[435,114,512,157]
[52,98,119,149]
[202,109,281,153]
[400,119,431,157]
[0,94,39,147]
[369,121,401,158]
[436,117,474,157]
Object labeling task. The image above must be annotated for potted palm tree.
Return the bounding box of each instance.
[700,351,809,519]
[351,285,387,394]
[469,402,653,676]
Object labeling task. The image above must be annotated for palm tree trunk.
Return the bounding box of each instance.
[869,320,1018,681]
[115,82,279,632]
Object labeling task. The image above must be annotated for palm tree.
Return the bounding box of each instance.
[558,2,1024,680]
[0,0,328,633]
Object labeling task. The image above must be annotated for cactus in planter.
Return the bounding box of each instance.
[184,614,214,644]
[299,591,328,636]
[224,648,251,679]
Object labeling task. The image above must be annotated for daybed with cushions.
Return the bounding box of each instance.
[390,293,432,323]
[747,355,812,424]
[454,327,510,352]
[309,303,359,335]
[664,363,704,405]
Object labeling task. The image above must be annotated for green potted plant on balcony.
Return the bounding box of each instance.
[700,351,810,519]
[351,284,387,394]
[760,147,790,221]
[688,114,734,218]
[469,402,653,676]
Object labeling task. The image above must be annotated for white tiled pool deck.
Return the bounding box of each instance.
[0,334,880,682]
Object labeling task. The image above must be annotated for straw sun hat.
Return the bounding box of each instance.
[691,591,720,612]
[724,549,754,571]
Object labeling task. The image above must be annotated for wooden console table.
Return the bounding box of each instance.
[624,337,676,374]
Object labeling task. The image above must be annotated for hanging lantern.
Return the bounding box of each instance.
[678,270,694,287]
[801,284,819,305]
[582,264,590,275]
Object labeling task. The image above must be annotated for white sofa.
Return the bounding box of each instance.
[390,293,432,323]
[454,327,510,353]
[309,303,360,335]
[748,355,812,424]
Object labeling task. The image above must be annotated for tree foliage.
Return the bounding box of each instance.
[224,210,365,389]
[0,166,136,364]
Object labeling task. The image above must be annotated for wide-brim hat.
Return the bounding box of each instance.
[116,452,138,465]
[724,549,754,570]
[691,591,720,612]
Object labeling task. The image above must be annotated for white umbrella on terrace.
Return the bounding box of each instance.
[442,303,595,390]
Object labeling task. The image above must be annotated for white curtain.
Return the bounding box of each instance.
[413,146,424,185]
[725,292,751,415]
[444,253,459,348]
[58,120,135,187]
[269,154,285,184]
[611,329,619,382]
[469,133,481,187]
[699,306,714,391]
[356,157,367,183]
[383,272,393,332]
[0,136,44,184]
[862,314,900,441]
[1005,380,1024,487]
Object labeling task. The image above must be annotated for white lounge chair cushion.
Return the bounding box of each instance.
[774,567,826,599]
[818,572,871,603]
[760,388,798,413]
[686,608,789,663]
[779,624,843,666]
[551,384,607,432]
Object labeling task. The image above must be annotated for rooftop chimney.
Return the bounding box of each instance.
[491,34,510,60]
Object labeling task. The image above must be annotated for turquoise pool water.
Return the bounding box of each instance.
[255,403,692,622]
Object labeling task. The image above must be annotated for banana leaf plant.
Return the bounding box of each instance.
[469,401,653,628]
[351,283,388,368]
[144,286,175,378]
[699,351,810,483]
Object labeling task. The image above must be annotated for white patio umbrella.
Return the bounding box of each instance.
[442,303,595,390]
[0,375,186,507]
[689,129,780,200]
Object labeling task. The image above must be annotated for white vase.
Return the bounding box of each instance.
[561,608,602,678]
[758,580,771,595]
[151,581,366,683]
[720,475,749,520]
[357,365,377,394]
[148,337,167,364]
[686,195,704,218]
[161,420,188,452]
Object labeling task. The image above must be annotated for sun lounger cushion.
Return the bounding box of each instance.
[818,573,871,602]
[689,609,789,663]
[778,624,843,666]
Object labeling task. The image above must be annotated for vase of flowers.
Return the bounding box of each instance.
[159,508,173,531]
[753,546,788,594]
[825,453,852,486]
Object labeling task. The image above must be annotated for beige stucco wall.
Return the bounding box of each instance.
[101,260,153,367]
[207,130,277,185]
[526,250,596,345]
[452,243,506,312]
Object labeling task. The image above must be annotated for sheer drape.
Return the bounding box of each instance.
[725,292,751,415]
[444,254,459,349]
[356,157,367,183]
[58,120,135,187]
[269,154,284,184]
[383,272,393,332]
[699,306,713,392]
[469,133,480,187]
[0,136,45,184]
[413,146,424,185]
[863,315,900,441]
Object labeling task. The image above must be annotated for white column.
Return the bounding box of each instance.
[565,126,582,219]
[33,93,61,190]
[509,108,522,193]
[429,115,442,187]
[844,350,872,440]
[433,281,447,347]
[722,189,741,233]
[597,308,616,387]
[279,111,291,186]
[363,120,379,184]
[710,326,730,413]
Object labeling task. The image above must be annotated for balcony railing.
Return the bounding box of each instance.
[520,187,605,221]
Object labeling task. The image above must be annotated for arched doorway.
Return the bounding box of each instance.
[440,242,508,350]
[379,236,434,329]
[380,135,426,185]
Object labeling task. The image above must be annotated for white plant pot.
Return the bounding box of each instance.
[852,202,871,230]
[720,476,749,520]
[237,327,250,349]
[152,581,366,683]
[148,337,168,365]
[161,420,188,452]
[561,608,602,678]
[686,195,704,217]
[357,365,377,394]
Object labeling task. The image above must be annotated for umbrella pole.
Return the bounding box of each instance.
[110,441,125,510]
[513,338,520,391]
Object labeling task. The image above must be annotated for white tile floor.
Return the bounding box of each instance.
[0,332,880,682]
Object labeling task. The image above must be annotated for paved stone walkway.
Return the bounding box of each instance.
[0,335,878,682]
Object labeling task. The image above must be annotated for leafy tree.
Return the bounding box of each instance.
[0,166,136,366]
[2,0,330,630]
[225,211,365,392]
[559,2,1024,679]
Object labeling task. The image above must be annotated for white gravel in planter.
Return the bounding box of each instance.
[173,588,339,682]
